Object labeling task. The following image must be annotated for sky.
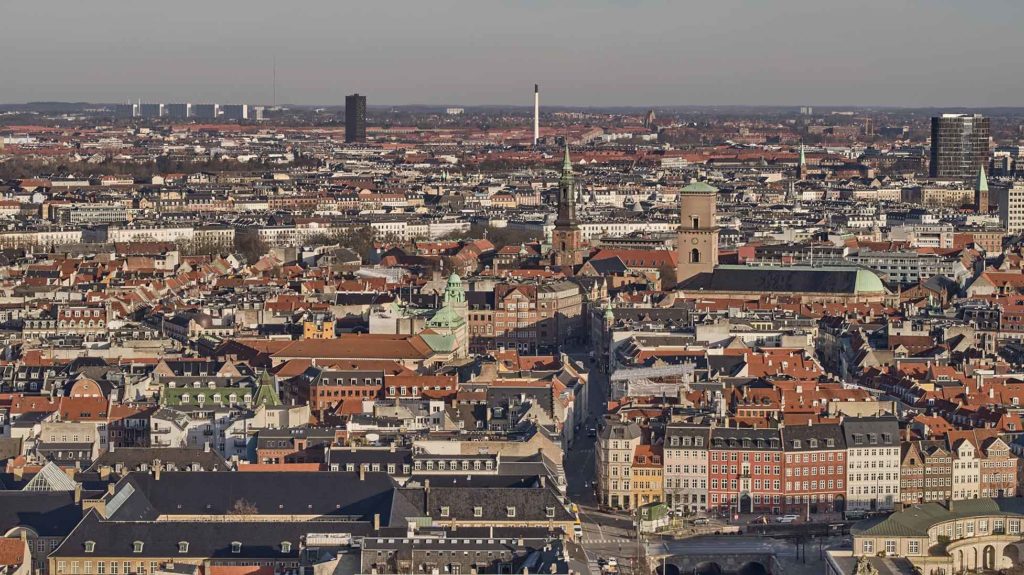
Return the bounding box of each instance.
[2,0,1023,108]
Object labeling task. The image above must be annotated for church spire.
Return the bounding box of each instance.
[551,143,583,269]
[556,144,576,226]
[975,164,990,213]
[559,143,574,188]
[797,142,807,180]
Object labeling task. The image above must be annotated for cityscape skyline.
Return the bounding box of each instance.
[4,0,1024,107]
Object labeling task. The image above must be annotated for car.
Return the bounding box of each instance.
[573,523,583,538]
[776,515,798,523]
[693,518,711,525]
[597,558,607,567]
[587,428,597,437]
[607,558,618,567]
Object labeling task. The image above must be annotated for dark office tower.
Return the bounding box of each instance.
[345,94,367,143]
[930,114,991,181]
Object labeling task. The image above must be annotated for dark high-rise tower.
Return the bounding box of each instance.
[345,94,367,143]
[930,114,990,181]
[552,145,583,269]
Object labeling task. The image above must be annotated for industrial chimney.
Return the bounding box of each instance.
[533,84,540,146]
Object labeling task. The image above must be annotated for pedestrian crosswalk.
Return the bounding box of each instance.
[583,538,633,544]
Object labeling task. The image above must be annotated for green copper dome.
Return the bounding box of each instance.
[854,269,886,293]
[680,181,718,194]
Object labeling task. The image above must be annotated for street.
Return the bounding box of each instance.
[565,353,644,575]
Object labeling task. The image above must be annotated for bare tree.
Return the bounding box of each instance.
[227,498,259,515]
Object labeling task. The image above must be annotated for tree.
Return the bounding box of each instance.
[297,226,379,262]
[234,228,269,264]
[227,498,259,515]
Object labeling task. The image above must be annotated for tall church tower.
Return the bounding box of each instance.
[552,144,583,269]
[676,181,719,285]
[975,165,989,213]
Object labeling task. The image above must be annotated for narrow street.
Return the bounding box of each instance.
[565,352,643,575]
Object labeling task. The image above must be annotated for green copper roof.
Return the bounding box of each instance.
[426,305,465,329]
[254,380,282,408]
[977,165,989,192]
[680,181,718,194]
[852,498,1024,538]
[799,143,806,166]
[854,269,885,293]
[420,332,458,353]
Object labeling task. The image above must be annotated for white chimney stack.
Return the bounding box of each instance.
[533,84,540,146]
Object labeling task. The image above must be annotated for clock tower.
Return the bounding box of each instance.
[676,181,718,285]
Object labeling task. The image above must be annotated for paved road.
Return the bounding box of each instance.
[563,354,644,574]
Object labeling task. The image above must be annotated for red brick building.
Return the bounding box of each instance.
[781,423,847,515]
[708,427,783,515]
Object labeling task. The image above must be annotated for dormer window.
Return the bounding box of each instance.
[808,439,818,448]
[178,542,189,554]
[281,542,292,553]
[440,506,450,517]
[545,507,556,518]
[792,440,801,449]
[133,541,144,553]
[507,506,516,518]
[474,506,483,518]
[231,542,242,554]
[84,541,96,553]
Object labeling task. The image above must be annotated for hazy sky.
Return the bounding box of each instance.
[3,0,1023,107]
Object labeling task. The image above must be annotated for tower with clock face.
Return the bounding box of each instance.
[676,181,719,286]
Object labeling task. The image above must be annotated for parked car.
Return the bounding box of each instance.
[776,515,799,523]
[693,518,711,525]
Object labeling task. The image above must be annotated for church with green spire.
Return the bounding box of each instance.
[551,144,584,270]
[975,165,989,213]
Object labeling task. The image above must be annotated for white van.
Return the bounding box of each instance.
[776,515,799,523]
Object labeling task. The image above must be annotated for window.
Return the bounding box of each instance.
[178,541,189,553]
[133,541,144,554]
[885,540,896,555]
[231,542,242,554]
[908,541,920,555]
[507,506,516,518]
[440,506,450,517]
[546,507,556,518]
[85,541,96,553]
[863,541,874,554]
[474,506,483,518]
[690,248,700,264]
[281,542,292,553]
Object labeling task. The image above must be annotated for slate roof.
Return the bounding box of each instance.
[53,509,371,559]
[0,491,83,537]
[86,447,229,473]
[106,471,418,527]
[843,416,900,448]
[782,423,846,451]
[679,265,887,295]
[424,486,573,521]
